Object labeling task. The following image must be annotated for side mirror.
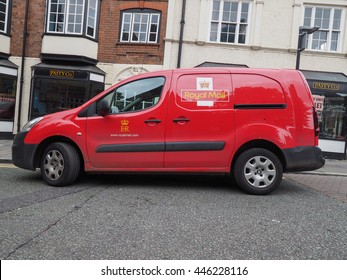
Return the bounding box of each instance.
[99,99,110,116]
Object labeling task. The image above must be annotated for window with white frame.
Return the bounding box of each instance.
[0,0,10,34]
[86,0,97,37]
[303,6,344,52]
[210,0,251,44]
[120,9,161,43]
[47,0,99,39]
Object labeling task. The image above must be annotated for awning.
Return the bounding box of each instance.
[301,70,347,83]
[196,62,248,68]
[0,59,18,76]
[32,62,105,76]
[32,62,105,83]
[301,70,347,94]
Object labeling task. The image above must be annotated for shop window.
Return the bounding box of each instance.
[0,0,10,34]
[209,0,251,44]
[318,95,347,140]
[47,0,99,39]
[0,74,16,121]
[303,6,344,52]
[120,9,161,43]
[97,77,165,114]
[31,77,104,119]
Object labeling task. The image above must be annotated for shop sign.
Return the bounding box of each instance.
[34,68,88,80]
[313,95,325,122]
[49,69,74,78]
[313,82,339,91]
[313,95,324,112]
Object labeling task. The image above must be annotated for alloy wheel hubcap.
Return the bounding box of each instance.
[43,150,64,180]
[244,156,276,188]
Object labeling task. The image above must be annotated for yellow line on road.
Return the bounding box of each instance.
[0,163,17,168]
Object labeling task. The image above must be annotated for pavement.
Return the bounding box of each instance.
[0,139,13,162]
[1,139,346,203]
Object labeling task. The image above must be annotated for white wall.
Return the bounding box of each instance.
[97,63,164,89]
[164,0,347,73]
[0,34,10,54]
[42,36,98,60]
[9,57,40,132]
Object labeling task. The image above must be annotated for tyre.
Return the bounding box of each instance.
[233,148,283,195]
[40,142,80,187]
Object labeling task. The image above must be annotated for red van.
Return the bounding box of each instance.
[12,68,324,194]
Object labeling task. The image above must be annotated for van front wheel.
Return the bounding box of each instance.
[233,148,283,195]
[40,142,80,187]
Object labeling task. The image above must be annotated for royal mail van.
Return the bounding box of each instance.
[12,68,325,194]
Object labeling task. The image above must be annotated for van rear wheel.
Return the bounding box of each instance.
[233,148,283,195]
[40,142,80,187]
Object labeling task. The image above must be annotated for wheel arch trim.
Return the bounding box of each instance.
[231,139,286,172]
[34,136,85,171]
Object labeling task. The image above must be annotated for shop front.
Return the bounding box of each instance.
[302,70,347,160]
[30,63,105,120]
[0,59,18,137]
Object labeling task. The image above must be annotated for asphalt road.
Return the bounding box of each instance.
[1,166,346,260]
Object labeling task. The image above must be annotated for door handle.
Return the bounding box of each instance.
[144,119,161,124]
[173,118,190,123]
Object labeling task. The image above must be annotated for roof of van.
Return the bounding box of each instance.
[150,67,299,77]
[116,67,300,85]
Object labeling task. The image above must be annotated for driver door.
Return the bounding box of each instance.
[85,75,170,169]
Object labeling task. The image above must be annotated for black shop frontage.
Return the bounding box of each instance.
[29,63,105,120]
[0,59,18,137]
[302,70,347,159]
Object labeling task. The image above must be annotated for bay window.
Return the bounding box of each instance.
[47,0,99,39]
[0,0,10,34]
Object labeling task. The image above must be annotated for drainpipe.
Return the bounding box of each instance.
[17,0,30,132]
[176,0,186,68]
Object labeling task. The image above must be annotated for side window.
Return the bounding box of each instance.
[97,77,165,114]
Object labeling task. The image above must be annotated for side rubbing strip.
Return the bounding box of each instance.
[96,142,226,153]
[234,104,287,109]
[166,142,225,151]
[96,143,165,153]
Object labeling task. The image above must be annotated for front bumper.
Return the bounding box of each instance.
[283,146,325,172]
[12,132,38,170]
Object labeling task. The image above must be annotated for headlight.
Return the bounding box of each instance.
[22,117,44,132]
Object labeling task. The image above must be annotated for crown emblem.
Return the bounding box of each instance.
[121,119,129,126]
[199,80,210,89]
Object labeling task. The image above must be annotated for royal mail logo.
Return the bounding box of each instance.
[121,119,129,126]
[199,80,211,89]
[120,119,129,132]
[181,90,229,102]
[197,78,213,90]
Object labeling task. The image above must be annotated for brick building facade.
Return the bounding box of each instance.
[98,0,167,65]
[10,0,45,58]
[0,0,168,136]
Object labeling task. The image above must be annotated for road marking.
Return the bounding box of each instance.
[0,163,17,168]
